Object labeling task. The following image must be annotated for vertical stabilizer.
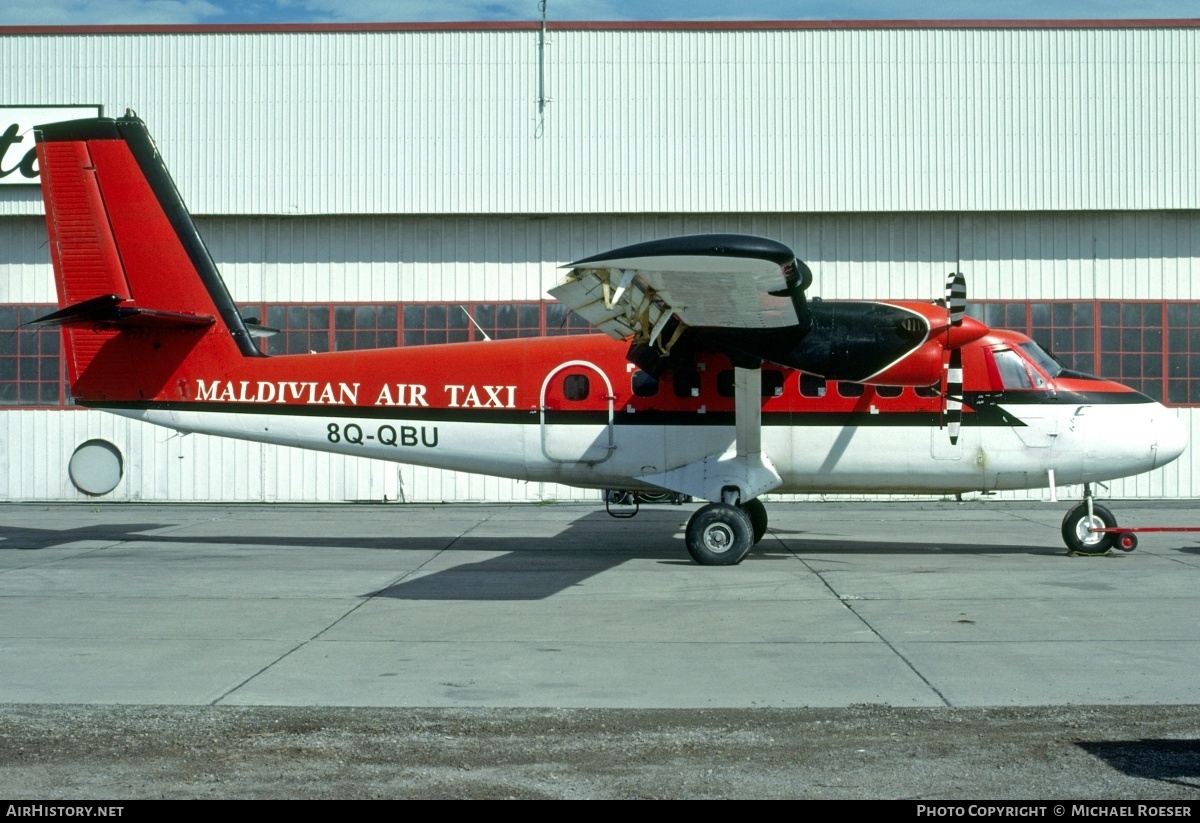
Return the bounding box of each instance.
[34,115,260,403]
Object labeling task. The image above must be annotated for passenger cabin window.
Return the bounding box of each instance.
[875,385,903,398]
[717,370,735,397]
[563,374,590,401]
[799,374,826,398]
[717,369,787,398]
[631,370,658,397]
[673,369,701,398]
[762,370,785,398]
[837,382,865,398]
[914,384,940,398]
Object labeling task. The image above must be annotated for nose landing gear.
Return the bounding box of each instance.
[1061,484,1119,556]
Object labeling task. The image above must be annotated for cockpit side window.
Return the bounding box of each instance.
[1018,342,1065,379]
[993,349,1038,390]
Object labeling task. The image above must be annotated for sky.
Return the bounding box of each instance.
[2,0,1199,26]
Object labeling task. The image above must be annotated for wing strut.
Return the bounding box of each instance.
[636,365,782,505]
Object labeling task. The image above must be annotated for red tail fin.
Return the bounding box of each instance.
[34,115,260,404]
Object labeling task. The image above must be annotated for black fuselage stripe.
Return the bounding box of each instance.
[82,393,1147,426]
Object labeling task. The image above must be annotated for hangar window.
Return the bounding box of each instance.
[1031,302,1094,376]
[0,306,62,407]
[1166,303,1200,404]
[335,305,398,352]
[1099,302,1163,402]
[544,304,596,336]
[11,298,1200,410]
[473,303,542,341]
[260,304,399,354]
[264,305,331,354]
[402,304,470,346]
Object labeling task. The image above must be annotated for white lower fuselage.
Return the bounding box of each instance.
[115,395,1184,497]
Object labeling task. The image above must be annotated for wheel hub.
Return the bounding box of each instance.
[1075,516,1105,546]
[701,523,734,553]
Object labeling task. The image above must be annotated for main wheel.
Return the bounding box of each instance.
[686,503,754,566]
[740,498,769,544]
[1061,502,1117,555]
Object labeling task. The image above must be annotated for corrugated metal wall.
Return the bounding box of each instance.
[2,23,1198,501]
[6,210,1200,306]
[1,25,1197,216]
[152,208,1200,306]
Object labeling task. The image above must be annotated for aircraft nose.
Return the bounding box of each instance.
[1154,409,1189,468]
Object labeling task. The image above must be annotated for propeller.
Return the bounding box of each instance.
[942,272,967,445]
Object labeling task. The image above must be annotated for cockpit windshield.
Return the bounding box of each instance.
[1019,341,1065,378]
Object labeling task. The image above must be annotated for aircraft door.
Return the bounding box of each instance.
[991,348,1059,448]
[540,360,616,464]
[931,424,963,459]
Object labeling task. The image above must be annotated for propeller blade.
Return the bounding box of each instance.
[946,271,966,327]
[944,347,963,445]
[942,272,967,444]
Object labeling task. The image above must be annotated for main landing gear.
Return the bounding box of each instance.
[684,498,769,566]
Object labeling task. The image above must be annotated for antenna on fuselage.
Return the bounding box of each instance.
[461,306,492,341]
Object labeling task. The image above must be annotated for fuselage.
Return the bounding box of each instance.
[87,303,1188,497]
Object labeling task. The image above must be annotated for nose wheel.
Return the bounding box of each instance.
[1061,498,1118,555]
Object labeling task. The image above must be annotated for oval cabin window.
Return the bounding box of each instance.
[563,373,590,401]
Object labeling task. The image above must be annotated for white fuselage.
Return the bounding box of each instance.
[117,395,1186,497]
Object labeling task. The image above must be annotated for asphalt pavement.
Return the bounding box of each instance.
[1,499,1198,798]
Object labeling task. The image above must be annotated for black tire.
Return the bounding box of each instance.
[740,498,769,544]
[686,503,754,566]
[1061,503,1117,554]
[1117,532,1139,552]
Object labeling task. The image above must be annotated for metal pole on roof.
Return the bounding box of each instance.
[535,0,550,138]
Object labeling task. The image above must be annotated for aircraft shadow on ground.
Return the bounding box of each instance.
[1076,740,1200,790]
[0,511,1073,602]
[0,523,171,550]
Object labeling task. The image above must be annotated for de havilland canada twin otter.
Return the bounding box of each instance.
[31,114,1188,564]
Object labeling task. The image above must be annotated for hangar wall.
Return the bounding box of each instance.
[1,25,1197,216]
[1,22,1198,502]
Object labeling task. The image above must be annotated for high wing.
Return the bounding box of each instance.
[550,234,989,509]
[550,234,813,353]
[551,234,818,509]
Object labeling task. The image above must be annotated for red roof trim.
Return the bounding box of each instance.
[2,19,1200,35]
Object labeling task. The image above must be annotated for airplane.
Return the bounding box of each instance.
[29,113,1189,565]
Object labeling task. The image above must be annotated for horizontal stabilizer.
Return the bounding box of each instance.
[34,294,215,330]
